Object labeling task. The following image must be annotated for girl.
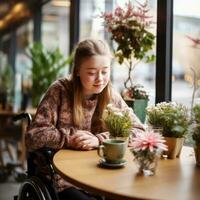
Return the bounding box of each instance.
[26,39,144,200]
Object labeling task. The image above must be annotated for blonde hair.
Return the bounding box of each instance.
[71,39,112,128]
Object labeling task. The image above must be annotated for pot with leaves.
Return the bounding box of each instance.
[27,42,72,107]
[146,102,190,159]
[100,1,155,122]
[102,104,133,141]
[123,84,149,123]
[191,104,200,166]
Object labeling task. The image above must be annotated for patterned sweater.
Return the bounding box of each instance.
[25,77,144,192]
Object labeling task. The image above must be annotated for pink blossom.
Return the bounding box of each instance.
[132,130,167,152]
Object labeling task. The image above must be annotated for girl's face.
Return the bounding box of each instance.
[78,55,111,97]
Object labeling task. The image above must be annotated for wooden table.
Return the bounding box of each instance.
[53,146,200,200]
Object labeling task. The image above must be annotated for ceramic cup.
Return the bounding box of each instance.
[98,139,127,164]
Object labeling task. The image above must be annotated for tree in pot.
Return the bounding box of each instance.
[146,102,190,159]
[27,42,72,107]
[100,1,155,123]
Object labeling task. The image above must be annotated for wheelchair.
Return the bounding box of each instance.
[13,113,59,200]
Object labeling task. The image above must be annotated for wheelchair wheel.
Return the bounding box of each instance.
[17,176,53,200]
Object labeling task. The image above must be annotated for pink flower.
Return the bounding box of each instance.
[132,130,167,152]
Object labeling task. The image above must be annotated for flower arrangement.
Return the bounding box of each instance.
[100,1,155,90]
[130,129,167,175]
[146,102,190,138]
[102,104,133,138]
[122,84,149,100]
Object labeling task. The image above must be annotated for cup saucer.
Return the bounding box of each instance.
[99,159,127,168]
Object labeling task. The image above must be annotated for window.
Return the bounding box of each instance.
[172,0,200,106]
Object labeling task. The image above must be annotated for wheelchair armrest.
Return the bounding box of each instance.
[40,148,55,163]
[27,148,56,177]
[13,112,32,125]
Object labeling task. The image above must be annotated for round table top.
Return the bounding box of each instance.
[53,146,200,200]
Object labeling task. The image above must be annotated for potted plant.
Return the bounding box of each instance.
[130,129,167,176]
[102,104,133,140]
[27,42,72,107]
[100,1,155,122]
[122,84,149,123]
[0,65,14,110]
[191,104,200,167]
[146,102,190,159]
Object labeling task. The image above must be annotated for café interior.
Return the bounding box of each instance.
[0,0,200,200]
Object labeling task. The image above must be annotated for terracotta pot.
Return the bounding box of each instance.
[194,145,200,167]
[164,137,185,159]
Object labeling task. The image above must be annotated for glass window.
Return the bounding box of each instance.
[15,21,33,111]
[42,0,70,57]
[80,0,105,40]
[172,0,200,107]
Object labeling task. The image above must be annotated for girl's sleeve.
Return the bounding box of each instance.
[25,81,74,152]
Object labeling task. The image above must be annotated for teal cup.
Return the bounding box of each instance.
[98,139,127,164]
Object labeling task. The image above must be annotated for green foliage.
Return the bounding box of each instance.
[193,104,200,123]
[0,65,14,108]
[27,42,72,107]
[103,104,133,137]
[191,104,200,144]
[147,102,189,138]
[0,65,14,93]
[101,2,155,64]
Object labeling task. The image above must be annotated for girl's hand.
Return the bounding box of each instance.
[70,130,99,150]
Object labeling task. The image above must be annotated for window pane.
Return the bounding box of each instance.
[42,0,70,57]
[80,0,105,40]
[173,0,200,106]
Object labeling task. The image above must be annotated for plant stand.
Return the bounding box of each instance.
[164,137,185,159]
[125,99,148,124]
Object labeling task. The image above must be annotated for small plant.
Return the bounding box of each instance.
[130,129,167,175]
[146,102,190,138]
[102,104,133,138]
[122,84,149,100]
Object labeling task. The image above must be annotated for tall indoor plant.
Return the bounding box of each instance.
[27,42,72,107]
[101,1,155,122]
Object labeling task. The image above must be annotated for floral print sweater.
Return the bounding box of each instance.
[25,77,144,192]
